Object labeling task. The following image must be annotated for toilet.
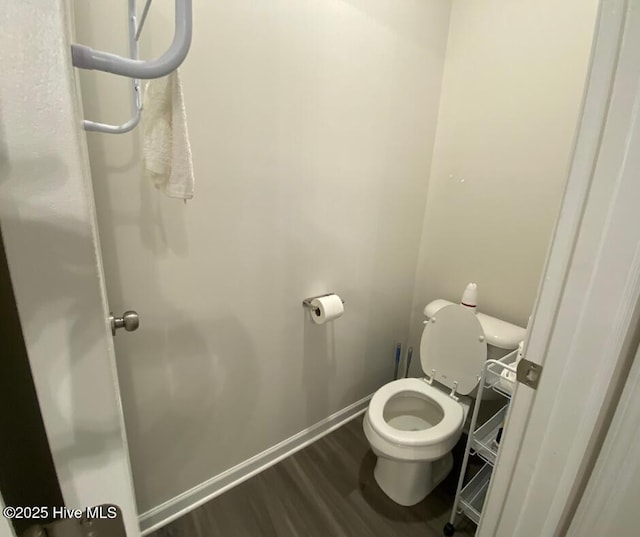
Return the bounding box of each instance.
[363,301,524,506]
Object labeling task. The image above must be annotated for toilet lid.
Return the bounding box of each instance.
[420,304,487,395]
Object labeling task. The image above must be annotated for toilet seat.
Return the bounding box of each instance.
[367,378,464,447]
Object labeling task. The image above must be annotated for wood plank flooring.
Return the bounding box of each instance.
[150,415,476,537]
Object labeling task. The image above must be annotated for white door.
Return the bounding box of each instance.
[0,496,16,537]
[478,0,640,535]
[0,2,140,536]
[566,342,640,537]
[2,2,637,537]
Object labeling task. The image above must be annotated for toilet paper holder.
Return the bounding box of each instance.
[302,293,345,315]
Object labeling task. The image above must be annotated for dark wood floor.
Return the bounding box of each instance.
[150,415,476,537]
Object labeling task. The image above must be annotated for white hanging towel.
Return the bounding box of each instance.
[143,69,195,200]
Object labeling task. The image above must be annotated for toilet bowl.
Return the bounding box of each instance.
[364,303,499,506]
[363,378,470,505]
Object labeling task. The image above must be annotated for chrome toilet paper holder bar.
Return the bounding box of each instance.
[302,293,345,314]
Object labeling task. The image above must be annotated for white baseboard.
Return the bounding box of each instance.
[138,394,373,535]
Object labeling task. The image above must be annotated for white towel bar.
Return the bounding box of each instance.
[72,0,192,134]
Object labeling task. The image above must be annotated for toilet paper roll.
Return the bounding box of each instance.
[310,294,344,325]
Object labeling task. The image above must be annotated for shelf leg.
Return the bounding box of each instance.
[447,366,489,527]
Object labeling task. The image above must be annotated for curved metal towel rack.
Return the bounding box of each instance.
[71,0,193,134]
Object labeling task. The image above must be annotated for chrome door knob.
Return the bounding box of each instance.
[109,310,139,336]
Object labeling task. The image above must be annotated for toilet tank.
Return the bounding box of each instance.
[423,299,525,360]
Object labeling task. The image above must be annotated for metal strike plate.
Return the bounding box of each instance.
[516,358,542,390]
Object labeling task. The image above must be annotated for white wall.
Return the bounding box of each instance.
[0,1,138,535]
[73,0,452,513]
[408,0,598,356]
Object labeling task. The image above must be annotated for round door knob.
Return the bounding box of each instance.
[121,311,139,331]
[109,310,139,336]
